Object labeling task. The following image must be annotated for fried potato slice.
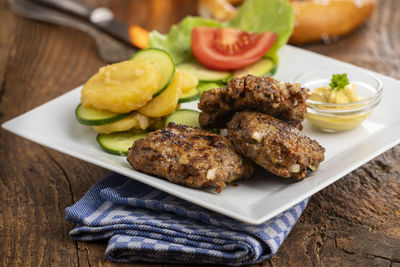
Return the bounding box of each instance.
[92,112,151,133]
[138,71,182,117]
[81,60,160,113]
[178,70,199,94]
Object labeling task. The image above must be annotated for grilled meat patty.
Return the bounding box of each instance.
[227,112,325,180]
[198,75,310,129]
[127,122,254,192]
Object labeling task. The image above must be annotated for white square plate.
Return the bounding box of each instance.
[3,46,400,224]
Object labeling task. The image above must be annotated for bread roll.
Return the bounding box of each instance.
[197,0,376,45]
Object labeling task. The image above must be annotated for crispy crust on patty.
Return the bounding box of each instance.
[227,111,325,180]
[127,122,254,192]
[198,75,310,129]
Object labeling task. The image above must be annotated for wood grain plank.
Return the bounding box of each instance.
[0,0,105,265]
[0,137,80,266]
[269,2,400,265]
[1,0,399,266]
[0,0,16,112]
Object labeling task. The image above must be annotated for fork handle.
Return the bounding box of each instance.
[33,0,93,20]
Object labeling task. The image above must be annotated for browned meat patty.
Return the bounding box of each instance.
[198,75,310,129]
[127,122,254,192]
[227,111,325,180]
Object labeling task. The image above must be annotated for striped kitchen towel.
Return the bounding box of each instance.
[66,172,308,266]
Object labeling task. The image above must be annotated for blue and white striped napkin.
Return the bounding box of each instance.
[66,172,308,265]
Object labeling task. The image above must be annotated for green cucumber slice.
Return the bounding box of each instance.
[131,48,175,96]
[96,131,148,156]
[269,64,278,76]
[75,104,130,126]
[178,87,200,103]
[177,62,231,82]
[232,58,274,78]
[197,82,225,95]
[165,109,200,128]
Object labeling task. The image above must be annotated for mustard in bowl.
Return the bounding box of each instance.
[294,68,383,132]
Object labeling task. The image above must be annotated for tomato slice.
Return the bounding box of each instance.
[191,27,277,70]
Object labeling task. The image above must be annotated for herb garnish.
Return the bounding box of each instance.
[329,73,350,91]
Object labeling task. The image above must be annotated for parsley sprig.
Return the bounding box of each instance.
[329,73,350,91]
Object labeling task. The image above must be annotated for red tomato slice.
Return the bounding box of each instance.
[191,27,277,70]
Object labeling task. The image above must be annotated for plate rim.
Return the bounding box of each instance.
[3,45,400,224]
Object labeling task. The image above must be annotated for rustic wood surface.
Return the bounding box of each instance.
[1,0,399,266]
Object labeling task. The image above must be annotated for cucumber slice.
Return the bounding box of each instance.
[178,62,231,82]
[165,109,200,128]
[178,87,200,103]
[232,58,274,78]
[269,64,278,76]
[75,104,130,126]
[197,82,225,95]
[96,131,148,156]
[131,48,175,96]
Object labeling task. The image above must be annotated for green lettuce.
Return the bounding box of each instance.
[147,0,294,66]
[228,0,294,63]
[148,17,222,65]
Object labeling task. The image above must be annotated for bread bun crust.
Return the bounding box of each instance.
[198,0,376,45]
[289,0,376,45]
[198,0,237,21]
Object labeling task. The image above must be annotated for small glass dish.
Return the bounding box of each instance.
[294,68,383,132]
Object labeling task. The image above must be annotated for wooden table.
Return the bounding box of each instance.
[1,0,399,266]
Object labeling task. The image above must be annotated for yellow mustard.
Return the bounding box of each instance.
[309,84,359,104]
[307,84,370,132]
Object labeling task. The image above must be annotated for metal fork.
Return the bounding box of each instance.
[8,0,137,63]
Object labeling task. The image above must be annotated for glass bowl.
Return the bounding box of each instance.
[294,68,383,132]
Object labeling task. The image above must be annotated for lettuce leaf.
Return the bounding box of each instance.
[148,17,222,65]
[147,0,294,65]
[228,0,294,63]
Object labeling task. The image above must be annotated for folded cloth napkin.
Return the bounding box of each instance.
[66,172,309,266]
